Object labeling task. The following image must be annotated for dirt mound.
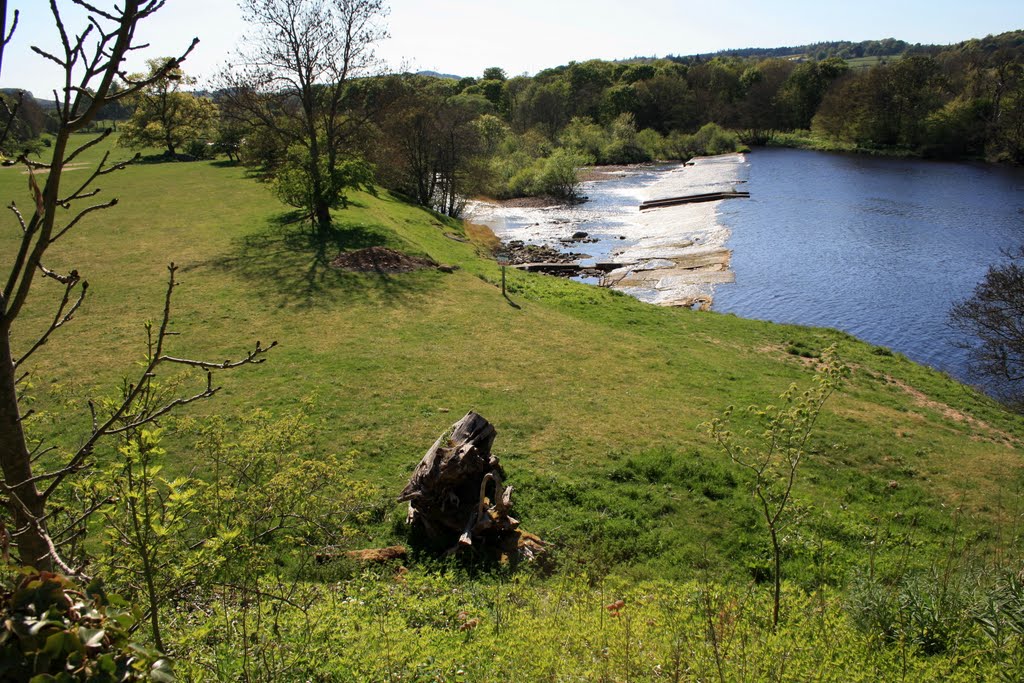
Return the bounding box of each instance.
[330,247,437,273]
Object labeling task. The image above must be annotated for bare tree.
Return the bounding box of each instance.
[0,1,21,148]
[218,0,388,233]
[0,1,273,574]
[950,246,1024,404]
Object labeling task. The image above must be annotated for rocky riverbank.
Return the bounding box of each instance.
[471,154,748,305]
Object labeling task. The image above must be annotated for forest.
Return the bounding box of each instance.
[4,29,1023,222]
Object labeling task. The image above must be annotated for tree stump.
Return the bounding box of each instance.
[398,412,545,559]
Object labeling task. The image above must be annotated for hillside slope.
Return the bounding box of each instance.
[2,135,1022,580]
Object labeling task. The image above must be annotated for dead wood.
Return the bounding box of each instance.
[399,412,546,561]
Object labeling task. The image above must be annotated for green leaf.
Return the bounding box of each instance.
[42,630,68,657]
[98,652,116,673]
[79,627,105,648]
[151,657,175,682]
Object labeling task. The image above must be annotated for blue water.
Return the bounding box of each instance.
[714,148,1024,380]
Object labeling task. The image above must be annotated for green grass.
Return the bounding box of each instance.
[846,55,901,70]
[170,569,1013,681]
[766,129,922,158]
[3,131,1023,585]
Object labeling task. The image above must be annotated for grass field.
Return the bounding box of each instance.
[4,132,1023,582]
[846,55,901,70]
[6,131,1024,678]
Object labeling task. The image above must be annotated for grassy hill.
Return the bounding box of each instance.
[3,134,1023,678]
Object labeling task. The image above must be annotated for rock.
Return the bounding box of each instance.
[572,231,589,240]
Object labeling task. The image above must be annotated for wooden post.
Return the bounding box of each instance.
[496,250,510,297]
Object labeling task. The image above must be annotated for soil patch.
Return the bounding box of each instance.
[887,376,1020,445]
[330,247,437,273]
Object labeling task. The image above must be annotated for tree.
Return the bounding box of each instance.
[118,58,218,157]
[0,89,45,156]
[376,77,485,217]
[949,247,1024,403]
[705,349,847,628]
[0,1,272,575]
[219,0,389,234]
[735,59,794,144]
[482,66,507,82]
[777,58,848,130]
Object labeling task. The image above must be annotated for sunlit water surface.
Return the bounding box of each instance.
[469,149,1024,382]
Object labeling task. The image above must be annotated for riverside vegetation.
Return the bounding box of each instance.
[2,125,1023,680]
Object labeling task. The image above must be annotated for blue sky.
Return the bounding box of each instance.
[2,0,1021,95]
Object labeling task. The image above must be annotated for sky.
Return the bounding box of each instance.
[1,0,1022,95]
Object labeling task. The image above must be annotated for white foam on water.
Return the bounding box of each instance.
[468,153,750,306]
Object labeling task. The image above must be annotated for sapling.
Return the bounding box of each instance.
[704,347,848,628]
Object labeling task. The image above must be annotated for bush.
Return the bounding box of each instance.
[692,122,740,156]
[0,569,171,681]
[532,148,590,200]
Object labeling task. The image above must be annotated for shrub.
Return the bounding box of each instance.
[692,122,741,156]
[0,569,172,682]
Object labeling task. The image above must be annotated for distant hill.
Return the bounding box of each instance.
[668,38,916,63]
[665,30,1023,64]
[416,70,462,80]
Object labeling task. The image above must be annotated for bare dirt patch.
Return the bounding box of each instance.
[330,247,437,273]
[14,163,92,175]
[887,376,1020,445]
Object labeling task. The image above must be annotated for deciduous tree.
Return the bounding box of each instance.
[0,1,271,575]
[219,0,389,234]
[950,247,1024,404]
[118,58,218,157]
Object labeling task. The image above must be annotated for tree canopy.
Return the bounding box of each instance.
[118,58,217,157]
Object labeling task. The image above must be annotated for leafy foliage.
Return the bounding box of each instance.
[118,59,218,158]
[272,142,374,213]
[0,568,172,682]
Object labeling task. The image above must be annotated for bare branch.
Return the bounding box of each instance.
[64,128,113,166]
[15,274,87,367]
[7,202,26,232]
[51,496,114,540]
[40,265,274,501]
[159,340,278,370]
[105,383,221,435]
[29,45,66,69]
[30,446,58,464]
[52,199,118,242]
[2,7,17,48]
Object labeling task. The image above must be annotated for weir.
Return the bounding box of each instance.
[639,190,750,211]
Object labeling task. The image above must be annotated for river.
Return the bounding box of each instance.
[468,148,1024,382]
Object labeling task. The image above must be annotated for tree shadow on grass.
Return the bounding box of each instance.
[193,211,437,309]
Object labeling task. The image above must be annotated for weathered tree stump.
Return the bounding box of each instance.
[398,412,545,560]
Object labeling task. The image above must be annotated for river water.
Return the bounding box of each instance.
[468,148,1024,381]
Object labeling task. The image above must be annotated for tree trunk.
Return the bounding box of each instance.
[770,526,781,629]
[314,200,332,233]
[0,327,52,571]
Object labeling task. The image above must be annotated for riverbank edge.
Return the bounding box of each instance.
[758,130,1024,165]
